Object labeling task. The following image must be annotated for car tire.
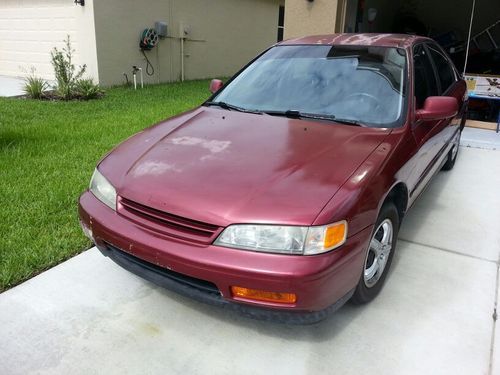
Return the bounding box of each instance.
[442,130,461,171]
[351,202,400,305]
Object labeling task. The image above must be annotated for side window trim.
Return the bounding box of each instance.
[422,43,442,94]
[412,42,440,107]
[425,42,458,95]
[433,42,460,82]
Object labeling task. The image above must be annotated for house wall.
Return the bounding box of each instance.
[0,0,98,81]
[93,0,280,86]
[283,0,340,39]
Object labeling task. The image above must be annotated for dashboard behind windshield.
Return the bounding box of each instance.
[211,45,408,128]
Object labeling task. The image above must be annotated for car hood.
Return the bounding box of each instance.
[100,107,391,226]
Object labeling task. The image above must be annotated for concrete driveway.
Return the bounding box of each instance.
[0,146,499,375]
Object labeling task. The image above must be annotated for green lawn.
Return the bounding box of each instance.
[0,80,213,291]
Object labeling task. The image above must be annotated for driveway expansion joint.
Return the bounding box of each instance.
[398,238,497,264]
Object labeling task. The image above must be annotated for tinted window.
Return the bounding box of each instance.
[413,45,438,108]
[427,44,456,93]
[213,45,408,128]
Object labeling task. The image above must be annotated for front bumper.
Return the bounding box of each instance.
[79,191,372,323]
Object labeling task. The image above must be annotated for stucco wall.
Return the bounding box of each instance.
[93,0,280,86]
[0,0,98,81]
[283,0,340,39]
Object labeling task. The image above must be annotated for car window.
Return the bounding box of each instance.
[413,44,439,109]
[427,44,456,93]
[212,45,408,128]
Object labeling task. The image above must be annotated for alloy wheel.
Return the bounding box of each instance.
[364,219,394,288]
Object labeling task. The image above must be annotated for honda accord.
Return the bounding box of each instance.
[79,34,466,324]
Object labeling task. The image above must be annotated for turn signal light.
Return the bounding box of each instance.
[324,221,347,249]
[231,286,297,304]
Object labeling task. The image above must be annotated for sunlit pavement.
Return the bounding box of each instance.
[1,146,499,375]
[462,126,500,150]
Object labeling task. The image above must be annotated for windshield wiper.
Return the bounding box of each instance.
[205,101,262,114]
[327,117,361,126]
[262,110,361,126]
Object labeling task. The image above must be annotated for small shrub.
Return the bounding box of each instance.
[22,68,48,99]
[50,35,86,100]
[74,78,103,100]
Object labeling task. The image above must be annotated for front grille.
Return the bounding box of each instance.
[118,197,222,244]
[106,243,220,295]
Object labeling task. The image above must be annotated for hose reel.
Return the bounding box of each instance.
[139,28,158,76]
[139,28,159,51]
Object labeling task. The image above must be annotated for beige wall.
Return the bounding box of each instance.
[93,0,280,86]
[75,0,99,83]
[0,0,98,81]
[283,0,340,39]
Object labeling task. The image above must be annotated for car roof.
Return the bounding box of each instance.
[279,33,430,49]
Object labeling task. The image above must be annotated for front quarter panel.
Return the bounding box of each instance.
[313,130,412,236]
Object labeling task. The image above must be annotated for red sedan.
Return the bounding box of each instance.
[79,34,466,323]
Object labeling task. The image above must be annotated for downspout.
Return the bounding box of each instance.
[181,36,185,82]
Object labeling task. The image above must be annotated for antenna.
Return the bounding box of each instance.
[463,0,476,76]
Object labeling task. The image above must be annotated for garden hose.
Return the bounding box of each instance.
[141,49,155,76]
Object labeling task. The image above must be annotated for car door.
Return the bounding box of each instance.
[407,43,441,197]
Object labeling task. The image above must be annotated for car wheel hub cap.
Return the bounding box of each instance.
[364,219,393,288]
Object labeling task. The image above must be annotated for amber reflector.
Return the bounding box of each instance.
[324,222,347,249]
[231,286,297,304]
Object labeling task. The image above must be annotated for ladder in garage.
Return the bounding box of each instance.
[472,19,500,51]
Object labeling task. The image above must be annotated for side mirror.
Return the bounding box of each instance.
[415,96,458,121]
[209,79,223,94]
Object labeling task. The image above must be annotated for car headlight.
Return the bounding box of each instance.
[89,168,117,210]
[214,221,347,255]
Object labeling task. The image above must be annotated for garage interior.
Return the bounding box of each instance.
[340,0,500,128]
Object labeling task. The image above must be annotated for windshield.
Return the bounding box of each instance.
[211,45,408,128]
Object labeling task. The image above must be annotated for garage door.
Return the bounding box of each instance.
[0,0,80,80]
